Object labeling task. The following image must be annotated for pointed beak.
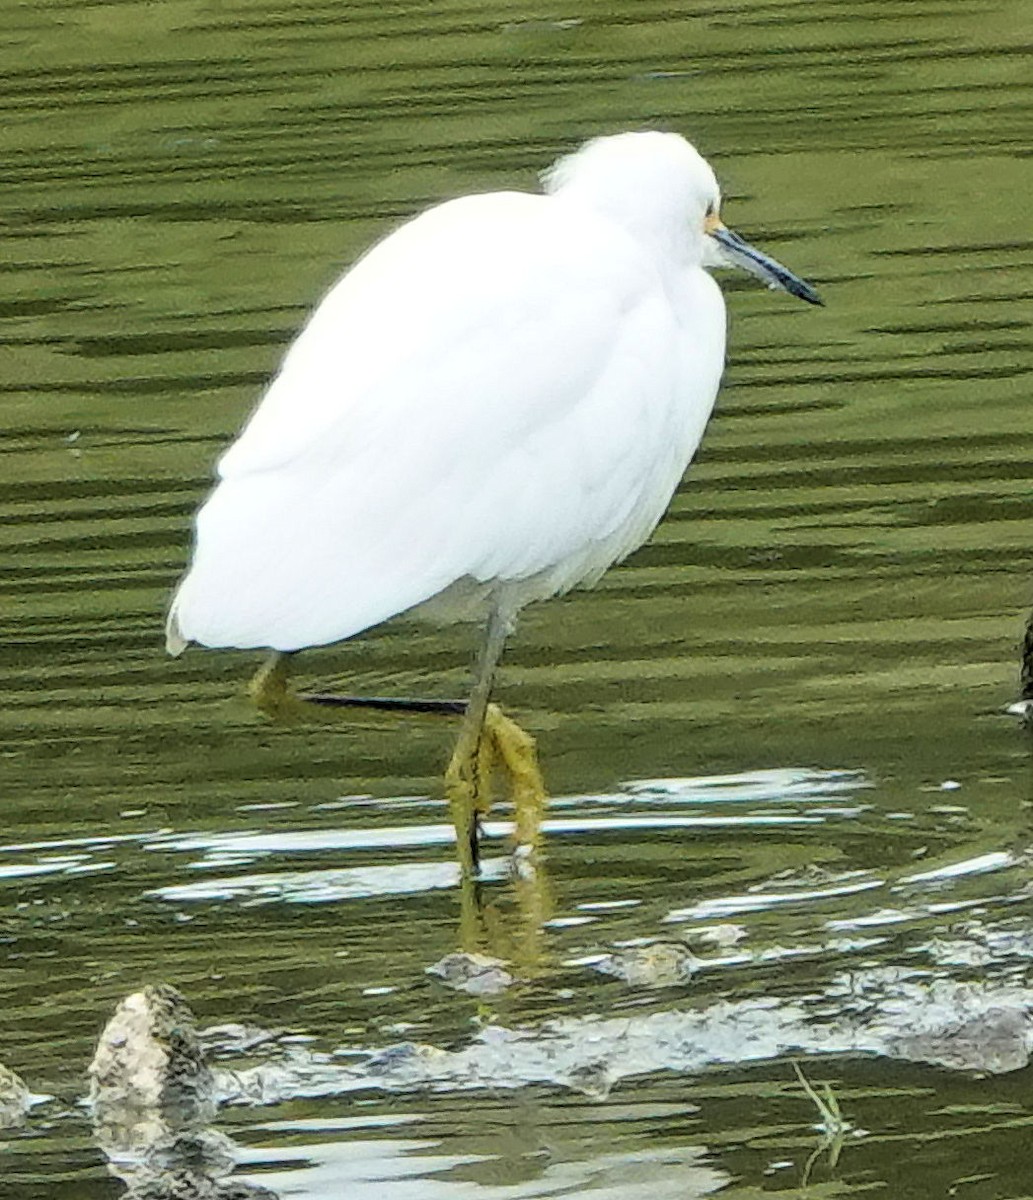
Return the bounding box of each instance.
[706,217,823,307]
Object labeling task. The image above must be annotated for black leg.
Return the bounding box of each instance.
[301,693,466,714]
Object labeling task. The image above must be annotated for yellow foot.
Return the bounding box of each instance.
[482,704,548,852]
[248,653,377,725]
[444,702,549,875]
[247,653,308,723]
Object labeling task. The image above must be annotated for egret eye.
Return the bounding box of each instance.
[703,202,722,234]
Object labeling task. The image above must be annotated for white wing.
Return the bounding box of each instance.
[169,191,724,652]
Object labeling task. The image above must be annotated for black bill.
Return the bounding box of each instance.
[710,225,823,306]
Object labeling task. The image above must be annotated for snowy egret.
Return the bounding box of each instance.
[167,131,821,870]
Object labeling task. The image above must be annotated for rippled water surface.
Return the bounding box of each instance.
[4,0,1033,1196]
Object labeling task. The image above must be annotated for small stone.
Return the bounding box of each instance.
[588,941,700,988]
[89,984,215,1122]
[0,1062,30,1128]
[426,952,514,996]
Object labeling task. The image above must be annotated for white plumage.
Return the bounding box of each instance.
[168,131,817,656]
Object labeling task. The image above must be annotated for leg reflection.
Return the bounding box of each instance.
[456,846,553,976]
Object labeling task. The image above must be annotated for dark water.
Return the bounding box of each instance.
[4,0,1033,1195]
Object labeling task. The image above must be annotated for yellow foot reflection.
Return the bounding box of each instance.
[456,854,553,975]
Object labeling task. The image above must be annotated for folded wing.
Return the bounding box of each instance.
[169,191,711,652]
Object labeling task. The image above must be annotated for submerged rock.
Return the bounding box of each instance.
[865,975,1033,1076]
[206,972,1033,1108]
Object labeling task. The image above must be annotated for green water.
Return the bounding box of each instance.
[4,0,1033,1196]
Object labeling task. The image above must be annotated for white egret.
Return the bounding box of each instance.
[167,131,821,870]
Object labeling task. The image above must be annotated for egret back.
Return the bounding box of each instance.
[168,190,725,653]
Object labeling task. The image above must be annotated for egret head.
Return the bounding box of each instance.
[543,131,721,259]
[545,131,821,305]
